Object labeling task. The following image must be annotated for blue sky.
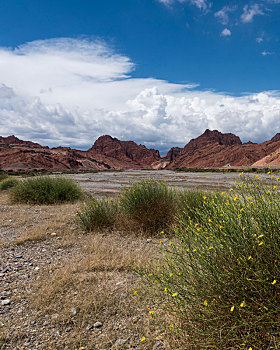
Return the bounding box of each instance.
[0,0,279,152]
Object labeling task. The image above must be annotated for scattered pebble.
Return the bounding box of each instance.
[93,321,103,329]
[1,299,11,306]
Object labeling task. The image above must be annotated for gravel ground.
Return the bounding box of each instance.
[0,193,165,350]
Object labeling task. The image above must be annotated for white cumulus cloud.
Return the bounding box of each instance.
[241,4,264,23]
[157,0,208,10]
[0,38,280,153]
[215,6,236,25]
[221,28,231,36]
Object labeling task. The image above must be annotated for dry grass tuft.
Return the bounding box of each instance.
[31,233,159,349]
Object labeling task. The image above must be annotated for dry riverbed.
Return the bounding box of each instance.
[63,170,243,196]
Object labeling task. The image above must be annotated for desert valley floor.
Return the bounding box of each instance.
[62,170,245,196]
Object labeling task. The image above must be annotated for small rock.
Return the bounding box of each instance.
[50,232,57,236]
[65,327,72,332]
[71,308,77,316]
[120,293,127,298]
[34,267,40,271]
[116,282,123,286]
[21,274,29,279]
[1,299,10,306]
[2,267,9,273]
[93,321,103,328]
[15,255,22,258]
[86,325,94,331]
[43,321,49,326]
[146,239,152,243]
[46,260,51,264]
[115,339,128,345]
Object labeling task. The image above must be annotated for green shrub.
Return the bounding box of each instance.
[177,189,225,223]
[0,177,19,190]
[145,176,280,349]
[77,197,119,231]
[0,173,9,182]
[119,178,177,233]
[11,176,83,204]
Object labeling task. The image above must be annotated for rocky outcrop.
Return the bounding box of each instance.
[86,135,161,169]
[168,130,280,169]
[0,135,48,150]
[0,135,161,172]
[1,130,280,172]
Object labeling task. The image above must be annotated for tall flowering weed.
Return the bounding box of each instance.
[145,175,280,349]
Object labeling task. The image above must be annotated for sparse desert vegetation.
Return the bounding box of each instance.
[10,176,83,204]
[1,173,280,349]
[0,177,19,191]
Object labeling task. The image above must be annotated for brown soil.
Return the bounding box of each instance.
[0,192,167,350]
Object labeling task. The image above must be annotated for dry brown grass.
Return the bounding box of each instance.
[0,190,168,349]
[31,233,161,349]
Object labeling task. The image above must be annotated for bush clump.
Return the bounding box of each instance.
[0,177,19,190]
[119,178,177,232]
[77,197,118,231]
[0,173,9,182]
[145,176,280,349]
[11,176,83,204]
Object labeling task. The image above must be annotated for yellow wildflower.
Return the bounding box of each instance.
[203,300,208,306]
[149,310,154,315]
[259,241,264,246]
[258,234,264,238]
[140,337,146,342]
[248,256,252,260]
[172,292,178,297]
[272,280,277,285]
[230,306,235,312]
[240,301,245,307]
[169,273,173,277]
[133,291,137,295]
[209,246,213,250]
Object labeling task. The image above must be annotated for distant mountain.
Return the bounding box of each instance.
[1,130,280,172]
[167,129,280,169]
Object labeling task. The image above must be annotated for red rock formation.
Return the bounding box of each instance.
[168,130,280,169]
[87,135,160,169]
[0,135,161,172]
[0,135,48,150]
[1,131,280,172]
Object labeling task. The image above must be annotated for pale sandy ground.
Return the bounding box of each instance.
[63,170,244,196]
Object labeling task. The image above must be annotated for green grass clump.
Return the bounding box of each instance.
[77,197,119,231]
[119,178,177,232]
[145,176,280,349]
[11,176,83,204]
[0,177,19,190]
[0,173,9,182]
